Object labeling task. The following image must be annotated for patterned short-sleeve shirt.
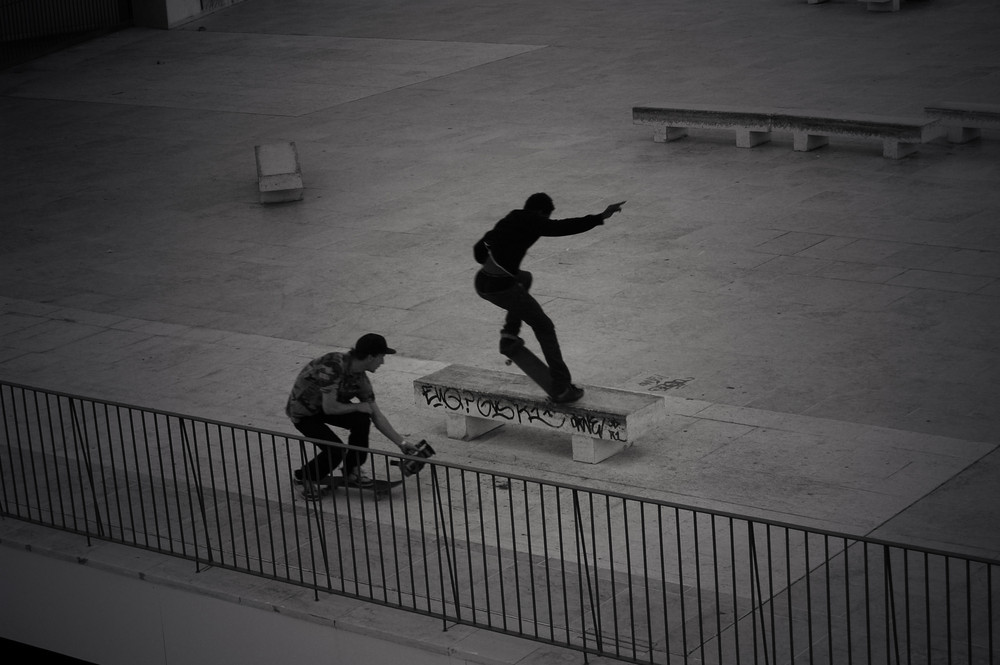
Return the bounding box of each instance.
[285,352,374,423]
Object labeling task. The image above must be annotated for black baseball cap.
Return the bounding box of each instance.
[354,333,396,357]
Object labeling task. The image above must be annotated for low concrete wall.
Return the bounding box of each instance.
[0,545,448,665]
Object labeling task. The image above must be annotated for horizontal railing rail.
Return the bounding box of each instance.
[1,379,997,664]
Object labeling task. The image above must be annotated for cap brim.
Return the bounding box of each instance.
[385,347,397,354]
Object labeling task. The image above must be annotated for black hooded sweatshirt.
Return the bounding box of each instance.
[474,209,604,274]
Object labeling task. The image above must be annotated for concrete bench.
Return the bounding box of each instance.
[770,110,940,159]
[634,104,940,159]
[924,102,1000,144]
[255,141,304,203]
[413,365,665,463]
[632,104,774,148]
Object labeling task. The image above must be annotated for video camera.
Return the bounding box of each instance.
[397,439,436,476]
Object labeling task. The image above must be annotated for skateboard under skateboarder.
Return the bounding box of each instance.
[473,193,625,403]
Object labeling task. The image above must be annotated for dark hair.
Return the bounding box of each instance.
[524,193,554,214]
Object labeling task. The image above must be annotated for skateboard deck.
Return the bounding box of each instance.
[325,476,404,497]
[501,338,556,398]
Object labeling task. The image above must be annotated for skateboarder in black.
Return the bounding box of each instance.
[474,193,625,403]
[286,333,418,500]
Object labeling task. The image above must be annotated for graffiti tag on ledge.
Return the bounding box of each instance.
[419,384,625,441]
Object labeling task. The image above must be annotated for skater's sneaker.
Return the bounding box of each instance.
[499,333,524,355]
[343,467,374,488]
[552,385,585,404]
[292,470,303,485]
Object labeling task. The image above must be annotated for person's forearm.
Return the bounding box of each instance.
[370,403,406,447]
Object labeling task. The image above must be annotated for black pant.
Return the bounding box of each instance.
[292,412,371,482]
[475,269,572,392]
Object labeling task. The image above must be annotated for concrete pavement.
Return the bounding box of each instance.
[1,0,999,566]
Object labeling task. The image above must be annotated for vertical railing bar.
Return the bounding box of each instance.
[523,478,539,637]
[178,418,209,566]
[32,390,57,527]
[572,490,592,653]
[112,404,138,546]
[415,465,435,614]
[385,455,402,606]
[460,468,475,626]
[539,481,555,642]
[0,385,15,515]
[476,471,493,625]
[128,407,150,549]
[824,535,833,665]
[430,464,451,625]
[947,557,953,665]
[638,501,652,664]
[924,552,931,665]
[68,397,99,539]
[619,496,633,658]
[766,524,776,664]
[675,507,688,662]
[589,491,604,651]
[903,549,911,665]
[712,513,723,665]
[509,475,523,631]
[239,429,259,574]
[864,541,872,665]
[804,531,814,665]
[45,392,69,530]
[217,424,240,570]
[885,545,901,665]
[101,402,125,542]
[965,560,972,665]
[556,486,571,645]
[495,472,509,630]
[845,538,854,665]
[659,505,673,665]
[786,528,794,665]
[731,518,741,665]
[44,393,68,531]
[398,457,417,610]
[154,413,180,555]
[694,511,705,660]
[443,465,462,619]
[88,399,112,538]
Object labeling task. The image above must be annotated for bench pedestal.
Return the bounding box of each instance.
[415,365,665,464]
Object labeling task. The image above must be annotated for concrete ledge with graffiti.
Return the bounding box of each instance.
[413,364,666,463]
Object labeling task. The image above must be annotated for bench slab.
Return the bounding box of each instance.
[925,102,1000,143]
[635,104,940,158]
[414,365,665,463]
[255,141,304,203]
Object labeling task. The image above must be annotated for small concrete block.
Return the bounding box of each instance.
[572,434,629,464]
[255,141,304,203]
[654,126,688,143]
[445,413,503,440]
[947,127,981,143]
[882,138,918,160]
[793,132,829,152]
[736,129,771,148]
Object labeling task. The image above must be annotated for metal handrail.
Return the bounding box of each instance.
[2,379,997,664]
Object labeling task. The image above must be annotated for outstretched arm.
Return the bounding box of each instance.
[369,401,417,453]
